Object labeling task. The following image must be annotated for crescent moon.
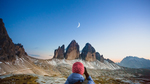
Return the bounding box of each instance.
[77,22,80,28]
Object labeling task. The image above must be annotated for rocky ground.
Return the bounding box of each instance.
[0,68,150,84]
[0,57,150,84]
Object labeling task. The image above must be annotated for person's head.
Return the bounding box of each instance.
[72,62,84,75]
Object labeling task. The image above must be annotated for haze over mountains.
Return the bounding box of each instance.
[118,56,150,69]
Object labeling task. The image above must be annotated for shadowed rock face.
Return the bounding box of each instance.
[0,19,16,61]
[53,45,65,59]
[100,55,104,63]
[95,52,105,62]
[96,52,100,61]
[65,40,80,60]
[0,18,27,61]
[81,43,96,61]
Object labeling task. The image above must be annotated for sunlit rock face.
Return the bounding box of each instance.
[65,40,80,60]
[53,45,65,59]
[0,19,27,62]
[81,43,96,61]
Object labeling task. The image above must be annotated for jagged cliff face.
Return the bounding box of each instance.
[53,45,65,59]
[0,19,16,61]
[15,44,28,58]
[96,52,100,61]
[100,55,104,63]
[0,19,27,62]
[52,41,107,62]
[81,43,96,61]
[65,40,80,60]
[95,52,104,63]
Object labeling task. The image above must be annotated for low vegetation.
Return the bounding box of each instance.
[0,74,39,84]
[0,68,150,84]
[93,77,127,84]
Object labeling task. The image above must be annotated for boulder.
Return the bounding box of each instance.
[65,40,80,60]
[53,45,65,59]
[81,43,96,61]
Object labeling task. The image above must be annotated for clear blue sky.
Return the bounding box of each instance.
[0,0,150,62]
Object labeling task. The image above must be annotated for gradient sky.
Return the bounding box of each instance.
[0,0,150,62]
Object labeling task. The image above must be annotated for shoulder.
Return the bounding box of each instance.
[72,73,84,78]
[67,73,85,83]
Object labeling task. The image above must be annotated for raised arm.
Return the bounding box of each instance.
[84,67,95,84]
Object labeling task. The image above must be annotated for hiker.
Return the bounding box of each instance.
[65,62,95,84]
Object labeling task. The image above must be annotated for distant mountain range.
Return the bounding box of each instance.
[118,56,150,69]
[0,18,121,76]
[1,19,150,84]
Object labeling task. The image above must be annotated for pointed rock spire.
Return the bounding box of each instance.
[65,40,80,60]
[53,45,65,59]
[81,43,96,61]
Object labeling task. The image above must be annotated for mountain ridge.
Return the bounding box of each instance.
[0,18,121,76]
[53,40,114,63]
[0,19,28,62]
[1,18,150,84]
[118,56,150,68]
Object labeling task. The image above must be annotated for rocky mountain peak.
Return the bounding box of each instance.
[84,43,96,53]
[0,19,3,25]
[65,40,80,60]
[71,40,76,43]
[0,19,16,61]
[0,19,9,37]
[81,43,96,61]
[0,19,27,62]
[53,45,65,59]
[118,56,150,68]
[15,43,28,58]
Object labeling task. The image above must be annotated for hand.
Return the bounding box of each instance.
[84,67,89,79]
